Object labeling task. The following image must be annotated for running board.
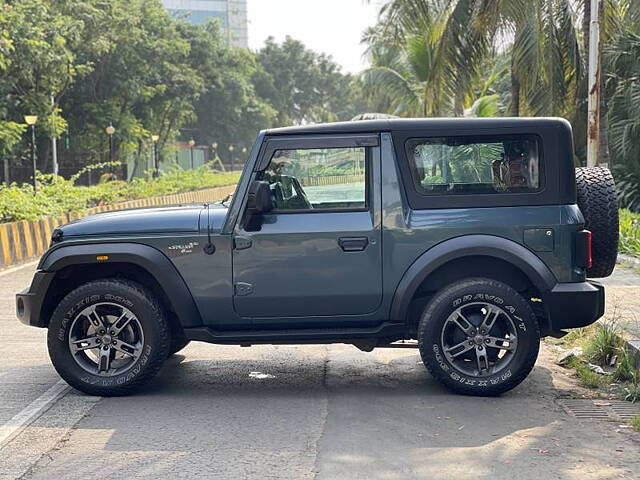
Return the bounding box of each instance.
[183,322,406,345]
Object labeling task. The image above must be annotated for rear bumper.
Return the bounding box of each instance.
[543,281,605,331]
[16,271,55,328]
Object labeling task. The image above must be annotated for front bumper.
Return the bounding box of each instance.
[16,271,55,327]
[543,280,605,331]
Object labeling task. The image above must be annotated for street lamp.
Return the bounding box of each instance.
[228,144,235,171]
[105,124,115,163]
[151,134,160,177]
[188,139,195,169]
[24,115,38,194]
[211,142,218,163]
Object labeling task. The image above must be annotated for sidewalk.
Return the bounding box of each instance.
[600,260,640,342]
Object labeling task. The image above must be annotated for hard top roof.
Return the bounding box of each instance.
[264,117,570,136]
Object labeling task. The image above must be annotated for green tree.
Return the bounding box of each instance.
[255,37,367,125]
[59,0,202,175]
[180,21,276,159]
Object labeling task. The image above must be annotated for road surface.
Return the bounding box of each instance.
[1,263,639,480]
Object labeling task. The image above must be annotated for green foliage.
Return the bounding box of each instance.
[0,165,239,222]
[614,347,639,382]
[0,2,366,176]
[255,37,368,126]
[619,209,640,257]
[631,414,640,429]
[567,356,607,389]
[625,373,640,403]
[584,319,623,366]
[615,164,640,213]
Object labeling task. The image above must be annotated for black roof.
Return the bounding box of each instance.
[264,117,571,136]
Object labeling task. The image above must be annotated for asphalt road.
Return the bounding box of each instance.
[1,263,639,480]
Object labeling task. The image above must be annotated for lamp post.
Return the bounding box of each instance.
[228,144,235,171]
[151,134,160,177]
[211,142,218,162]
[105,124,115,163]
[188,139,195,169]
[24,115,38,194]
[51,94,58,176]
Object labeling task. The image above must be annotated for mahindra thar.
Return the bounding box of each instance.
[16,118,619,396]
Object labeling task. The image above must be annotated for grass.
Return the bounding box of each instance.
[554,303,640,399]
[631,415,640,432]
[584,318,623,366]
[615,347,638,382]
[625,371,640,403]
[567,357,608,389]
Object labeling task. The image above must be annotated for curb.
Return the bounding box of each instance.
[627,340,640,367]
[0,185,235,269]
[617,253,640,268]
[616,254,640,366]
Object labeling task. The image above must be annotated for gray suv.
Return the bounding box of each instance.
[16,118,618,397]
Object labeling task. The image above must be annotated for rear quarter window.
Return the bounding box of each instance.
[405,135,542,196]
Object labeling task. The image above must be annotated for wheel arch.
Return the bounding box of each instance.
[37,243,202,330]
[390,235,557,330]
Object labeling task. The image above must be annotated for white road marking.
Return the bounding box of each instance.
[0,380,70,449]
[0,260,39,278]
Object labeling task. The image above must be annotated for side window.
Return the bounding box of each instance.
[260,147,368,211]
[405,135,541,195]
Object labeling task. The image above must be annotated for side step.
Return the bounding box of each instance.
[183,322,406,345]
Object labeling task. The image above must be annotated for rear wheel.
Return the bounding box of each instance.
[47,279,171,396]
[418,278,540,396]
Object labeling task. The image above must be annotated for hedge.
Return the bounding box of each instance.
[0,165,240,223]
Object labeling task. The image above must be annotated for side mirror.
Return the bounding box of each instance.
[247,180,273,214]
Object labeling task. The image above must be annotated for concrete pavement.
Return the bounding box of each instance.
[1,263,639,480]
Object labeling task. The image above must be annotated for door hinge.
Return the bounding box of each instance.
[234,236,252,250]
[234,282,254,296]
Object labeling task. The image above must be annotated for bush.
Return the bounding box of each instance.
[620,209,640,257]
[0,165,240,222]
[584,319,622,366]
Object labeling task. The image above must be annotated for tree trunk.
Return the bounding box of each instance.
[453,93,464,117]
[510,73,520,117]
[597,0,610,166]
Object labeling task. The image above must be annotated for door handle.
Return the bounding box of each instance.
[338,236,369,252]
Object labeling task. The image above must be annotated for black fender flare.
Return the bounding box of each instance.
[39,242,202,327]
[389,235,557,322]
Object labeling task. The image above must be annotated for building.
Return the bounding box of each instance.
[162,0,248,48]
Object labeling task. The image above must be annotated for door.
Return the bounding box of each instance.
[232,135,382,319]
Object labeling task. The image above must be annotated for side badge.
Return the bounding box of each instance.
[168,242,200,255]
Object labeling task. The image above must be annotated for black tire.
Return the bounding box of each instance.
[575,167,619,278]
[168,338,190,356]
[47,279,171,396]
[418,278,540,396]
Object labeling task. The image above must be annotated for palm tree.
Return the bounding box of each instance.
[361,0,497,116]
[605,5,640,209]
[363,0,582,119]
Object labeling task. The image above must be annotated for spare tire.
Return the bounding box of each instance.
[575,167,619,278]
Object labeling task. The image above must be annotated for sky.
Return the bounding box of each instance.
[247,0,383,74]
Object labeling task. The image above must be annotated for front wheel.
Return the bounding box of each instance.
[47,279,171,396]
[418,278,540,396]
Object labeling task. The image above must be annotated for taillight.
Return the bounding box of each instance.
[585,230,593,269]
[575,229,592,270]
